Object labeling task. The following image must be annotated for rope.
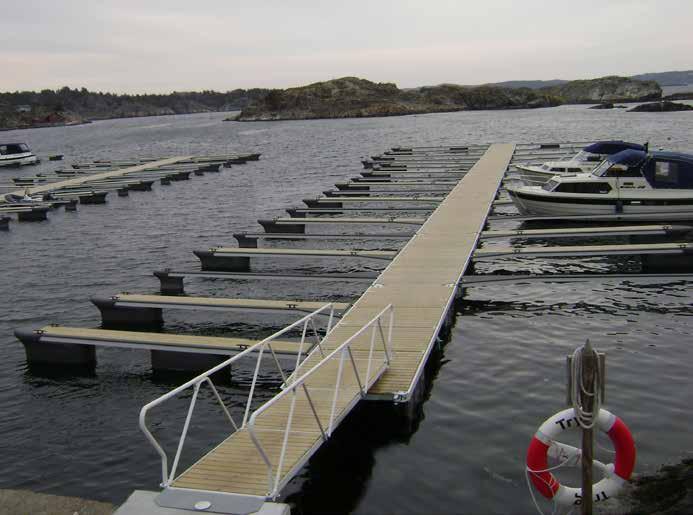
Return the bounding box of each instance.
[526,342,603,515]
[525,459,576,515]
[570,343,602,429]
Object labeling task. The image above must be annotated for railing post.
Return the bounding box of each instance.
[169,382,201,483]
[243,344,266,427]
[309,317,325,357]
[274,387,298,496]
[365,322,377,388]
[326,306,335,335]
[293,318,310,374]
[347,347,365,395]
[204,378,239,430]
[328,348,347,436]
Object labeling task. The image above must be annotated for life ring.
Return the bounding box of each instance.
[526,408,635,507]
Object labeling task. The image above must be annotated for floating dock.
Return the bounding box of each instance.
[0,153,260,228]
[15,140,693,514]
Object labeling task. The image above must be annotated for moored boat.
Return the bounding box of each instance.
[513,141,646,183]
[507,149,693,221]
[0,143,39,167]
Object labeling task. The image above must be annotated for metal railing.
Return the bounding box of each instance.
[139,303,336,488]
[248,303,394,498]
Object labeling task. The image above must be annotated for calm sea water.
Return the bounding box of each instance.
[1,105,692,514]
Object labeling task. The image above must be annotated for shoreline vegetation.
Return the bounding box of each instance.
[0,73,685,130]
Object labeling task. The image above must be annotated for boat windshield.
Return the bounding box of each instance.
[590,159,613,177]
[573,150,603,163]
[542,179,559,191]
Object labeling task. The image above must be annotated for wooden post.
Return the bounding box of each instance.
[581,339,596,515]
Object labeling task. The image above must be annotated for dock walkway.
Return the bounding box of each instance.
[162,144,515,506]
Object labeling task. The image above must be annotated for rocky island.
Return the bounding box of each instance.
[0,74,668,129]
[236,77,563,121]
[237,75,661,121]
[628,101,693,112]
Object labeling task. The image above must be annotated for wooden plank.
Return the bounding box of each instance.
[272,216,426,225]
[209,248,397,260]
[36,326,302,354]
[474,242,693,259]
[113,294,352,313]
[481,224,693,239]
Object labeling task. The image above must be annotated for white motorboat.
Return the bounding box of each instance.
[0,143,39,167]
[507,149,693,221]
[513,141,646,183]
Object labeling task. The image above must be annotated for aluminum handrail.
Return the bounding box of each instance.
[138,303,336,487]
[247,303,393,497]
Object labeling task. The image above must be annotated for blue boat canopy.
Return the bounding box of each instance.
[606,149,648,167]
[583,141,645,154]
[642,151,693,189]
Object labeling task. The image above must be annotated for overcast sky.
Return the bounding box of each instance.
[1,0,691,93]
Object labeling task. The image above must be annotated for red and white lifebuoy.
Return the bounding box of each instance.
[526,408,636,507]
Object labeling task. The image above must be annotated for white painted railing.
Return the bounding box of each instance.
[138,303,336,487]
[248,304,394,497]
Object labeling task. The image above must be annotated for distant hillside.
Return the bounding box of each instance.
[237,77,562,121]
[489,79,569,89]
[488,71,693,89]
[631,70,693,86]
[0,87,268,129]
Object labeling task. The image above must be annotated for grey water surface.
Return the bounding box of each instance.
[0,105,692,514]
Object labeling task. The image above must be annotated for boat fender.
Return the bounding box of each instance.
[526,407,635,508]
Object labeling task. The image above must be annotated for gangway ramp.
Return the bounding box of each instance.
[139,304,393,512]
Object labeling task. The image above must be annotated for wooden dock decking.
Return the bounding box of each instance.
[167,144,515,501]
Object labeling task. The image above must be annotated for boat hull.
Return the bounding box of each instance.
[508,190,693,221]
[0,153,39,167]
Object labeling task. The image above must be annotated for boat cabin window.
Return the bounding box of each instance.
[555,182,612,194]
[0,143,29,155]
[551,167,565,172]
[542,179,559,191]
[567,168,583,173]
[602,164,643,178]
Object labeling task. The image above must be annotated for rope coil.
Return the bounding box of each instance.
[570,343,602,429]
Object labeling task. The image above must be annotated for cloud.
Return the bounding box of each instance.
[0,0,690,92]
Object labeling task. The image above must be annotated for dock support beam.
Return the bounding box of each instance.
[154,270,185,294]
[194,250,250,272]
[303,199,343,209]
[233,234,259,248]
[91,296,164,328]
[150,350,229,374]
[258,219,305,234]
[642,252,693,271]
[0,216,10,230]
[79,192,108,204]
[17,208,49,221]
[15,329,96,367]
